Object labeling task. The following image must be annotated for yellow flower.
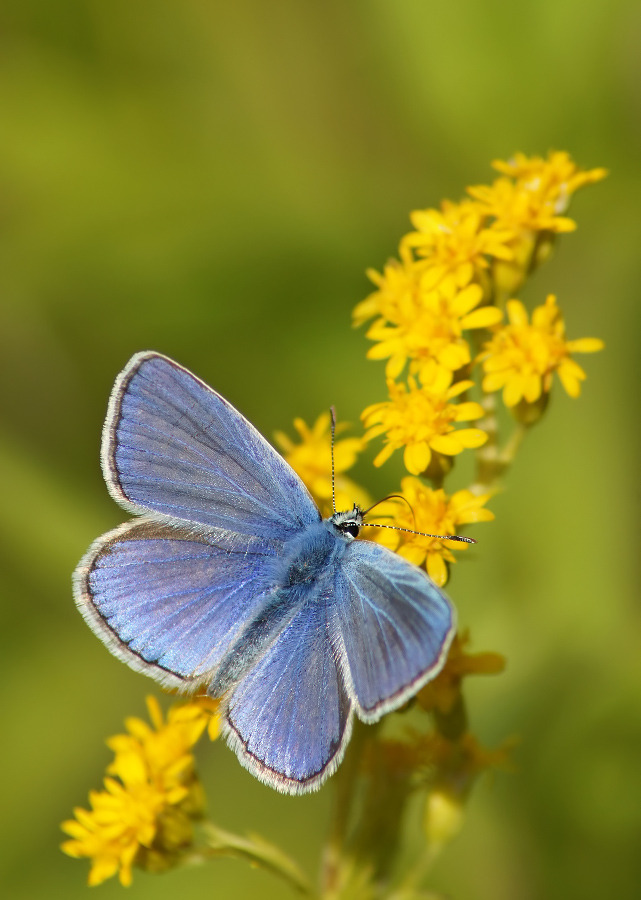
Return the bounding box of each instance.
[468,174,578,236]
[467,152,607,295]
[481,294,604,407]
[362,376,487,475]
[274,412,369,514]
[356,259,502,383]
[418,630,506,715]
[374,478,494,586]
[61,697,218,886]
[107,697,208,786]
[185,694,223,742]
[61,775,176,886]
[364,278,503,383]
[490,151,607,215]
[400,199,514,293]
[353,257,420,327]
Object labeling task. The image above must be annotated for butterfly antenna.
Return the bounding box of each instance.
[363,494,416,524]
[362,496,476,544]
[362,521,476,543]
[329,406,337,514]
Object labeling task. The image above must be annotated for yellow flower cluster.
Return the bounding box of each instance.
[279,154,604,585]
[61,696,220,886]
[350,151,604,579]
[469,151,608,296]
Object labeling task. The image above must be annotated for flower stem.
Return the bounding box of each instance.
[321,718,370,896]
[189,821,316,896]
[472,390,528,490]
[392,844,442,897]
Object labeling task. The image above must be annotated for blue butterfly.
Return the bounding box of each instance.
[73,352,457,794]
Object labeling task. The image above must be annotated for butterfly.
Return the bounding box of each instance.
[73,351,458,794]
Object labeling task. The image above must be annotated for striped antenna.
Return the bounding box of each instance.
[362,495,475,544]
[329,406,337,514]
[362,521,475,543]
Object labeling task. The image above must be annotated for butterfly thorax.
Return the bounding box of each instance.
[278,514,358,590]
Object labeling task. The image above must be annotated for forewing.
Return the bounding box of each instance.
[224,591,352,794]
[103,352,319,539]
[333,541,456,721]
[73,519,279,689]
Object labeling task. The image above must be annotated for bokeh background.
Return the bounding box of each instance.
[1,1,639,898]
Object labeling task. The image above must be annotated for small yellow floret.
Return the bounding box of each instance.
[400,199,514,294]
[373,478,493,586]
[362,376,487,476]
[481,294,604,407]
[362,265,503,383]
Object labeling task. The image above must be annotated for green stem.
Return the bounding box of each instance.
[188,821,316,897]
[392,844,442,897]
[471,391,500,489]
[433,693,468,742]
[321,719,370,896]
[472,390,528,491]
[498,421,527,467]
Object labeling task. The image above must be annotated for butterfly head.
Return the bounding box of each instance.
[330,505,364,540]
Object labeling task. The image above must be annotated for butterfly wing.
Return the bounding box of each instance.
[224,587,353,794]
[102,352,320,540]
[74,519,281,690]
[333,540,456,721]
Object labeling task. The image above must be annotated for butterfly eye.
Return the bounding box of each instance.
[343,522,360,538]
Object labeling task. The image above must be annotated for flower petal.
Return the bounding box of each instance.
[503,377,525,407]
[397,543,427,566]
[453,401,485,421]
[453,428,488,449]
[558,359,586,397]
[446,379,475,399]
[426,552,448,588]
[374,443,397,467]
[523,373,543,403]
[482,371,507,393]
[461,306,504,330]
[506,299,529,327]
[404,441,431,474]
[451,283,483,316]
[566,337,604,353]
[385,353,407,379]
[438,342,471,370]
[430,434,466,456]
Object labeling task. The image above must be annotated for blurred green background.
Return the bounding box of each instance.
[1,1,639,898]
